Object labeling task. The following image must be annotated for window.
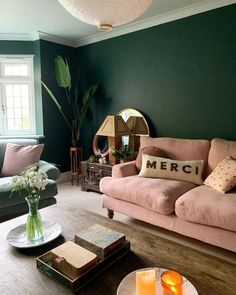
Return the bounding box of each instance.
[0,56,35,136]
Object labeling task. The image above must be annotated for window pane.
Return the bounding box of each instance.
[4,66,12,75]
[14,119,22,129]
[22,96,29,107]
[7,119,15,129]
[4,83,31,131]
[21,65,28,76]
[6,85,13,96]
[21,85,29,96]
[6,96,14,107]
[22,110,30,128]
[13,85,21,96]
[3,64,28,76]
[7,108,14,118]
[14,108,22,118]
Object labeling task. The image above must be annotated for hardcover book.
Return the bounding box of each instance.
[51,241,97,280]
[75,224,126,260]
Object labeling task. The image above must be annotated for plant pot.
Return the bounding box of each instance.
[71,139,80,147]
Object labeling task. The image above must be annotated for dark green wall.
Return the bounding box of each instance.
[77,4,236,159]
[39,40,76,172]
[0,40,34,54]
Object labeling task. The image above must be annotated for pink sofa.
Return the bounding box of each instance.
[100,137,236,253]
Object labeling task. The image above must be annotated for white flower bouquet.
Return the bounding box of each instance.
[11,163,48,198]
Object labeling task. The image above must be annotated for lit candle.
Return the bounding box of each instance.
[136,269,157,295]
[161,270,183,295]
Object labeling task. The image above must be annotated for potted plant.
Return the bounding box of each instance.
[42,55,98,146]
[110,145,134,163]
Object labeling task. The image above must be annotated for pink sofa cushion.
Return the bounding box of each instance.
[1,143,44,177]
[204,156,236,193]
[100,175,195,215]
[135,146,166,171]
[140,137,210,178]
[112,161,138,178]
[175,185,236,232]
[207,138,236,175]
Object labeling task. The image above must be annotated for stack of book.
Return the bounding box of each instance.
[50,224,126,280]
[75,224,126,261]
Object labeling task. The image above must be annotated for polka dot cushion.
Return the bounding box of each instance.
[204,156,236,193]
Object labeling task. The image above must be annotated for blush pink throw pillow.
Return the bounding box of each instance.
[135,146,166,171]
[1,143,44,177]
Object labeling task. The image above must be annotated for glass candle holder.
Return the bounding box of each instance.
[161,270,183,295]
[136,269,157,295]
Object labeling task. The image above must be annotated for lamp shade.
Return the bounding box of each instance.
[57,0,152,31]
[126,116,149,135]
[96,115,131,137]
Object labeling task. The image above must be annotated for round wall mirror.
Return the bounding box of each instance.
[92,108,149,157]
[118,108,149,149]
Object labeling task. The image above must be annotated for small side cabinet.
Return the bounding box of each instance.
[80,161,112,193]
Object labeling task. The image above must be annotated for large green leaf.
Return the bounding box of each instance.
[41,81,61,110]
[41,81,72,131]
[54,55,71,89]
[77,84,99,132]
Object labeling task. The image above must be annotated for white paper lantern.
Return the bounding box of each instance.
[57,0,152,31]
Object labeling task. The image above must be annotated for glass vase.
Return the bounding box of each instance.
[25,196,43,241]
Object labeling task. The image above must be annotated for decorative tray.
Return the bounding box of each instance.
[36,241,130,293]
[7,220,62,248]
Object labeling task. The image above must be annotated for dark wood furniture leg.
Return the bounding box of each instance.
[108,209,114,219]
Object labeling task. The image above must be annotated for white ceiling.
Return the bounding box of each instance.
[0,0,235,47]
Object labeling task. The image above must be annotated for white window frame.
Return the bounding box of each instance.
[0,55,36,136]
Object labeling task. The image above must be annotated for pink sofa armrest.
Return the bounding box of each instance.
[112,161,138,178]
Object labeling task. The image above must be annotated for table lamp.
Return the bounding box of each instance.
[96,115,131,164]
[126,116,149,151]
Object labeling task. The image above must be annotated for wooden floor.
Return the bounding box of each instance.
[0,202,236,295]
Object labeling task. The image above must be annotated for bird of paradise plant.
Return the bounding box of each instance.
[42,55,98,145]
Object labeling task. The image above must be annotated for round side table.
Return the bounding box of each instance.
[117,267,198,295]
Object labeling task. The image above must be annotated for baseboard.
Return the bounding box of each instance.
[57,171,71,183]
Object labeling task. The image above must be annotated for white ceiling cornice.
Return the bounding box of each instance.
[37,31,77,47]
[76,0,235,47]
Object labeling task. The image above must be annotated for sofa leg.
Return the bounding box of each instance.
[108,209,114,219]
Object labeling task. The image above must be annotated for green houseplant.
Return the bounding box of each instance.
[110,145,134,163]
[42,55,98,146]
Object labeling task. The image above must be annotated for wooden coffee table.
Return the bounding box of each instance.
[0,204,236,295]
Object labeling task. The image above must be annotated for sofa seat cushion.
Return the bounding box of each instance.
[0,177,57,209]
[100,175,196,215]
[175,185,236,232]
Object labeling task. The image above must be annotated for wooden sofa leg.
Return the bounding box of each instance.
[108,209,114,219]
